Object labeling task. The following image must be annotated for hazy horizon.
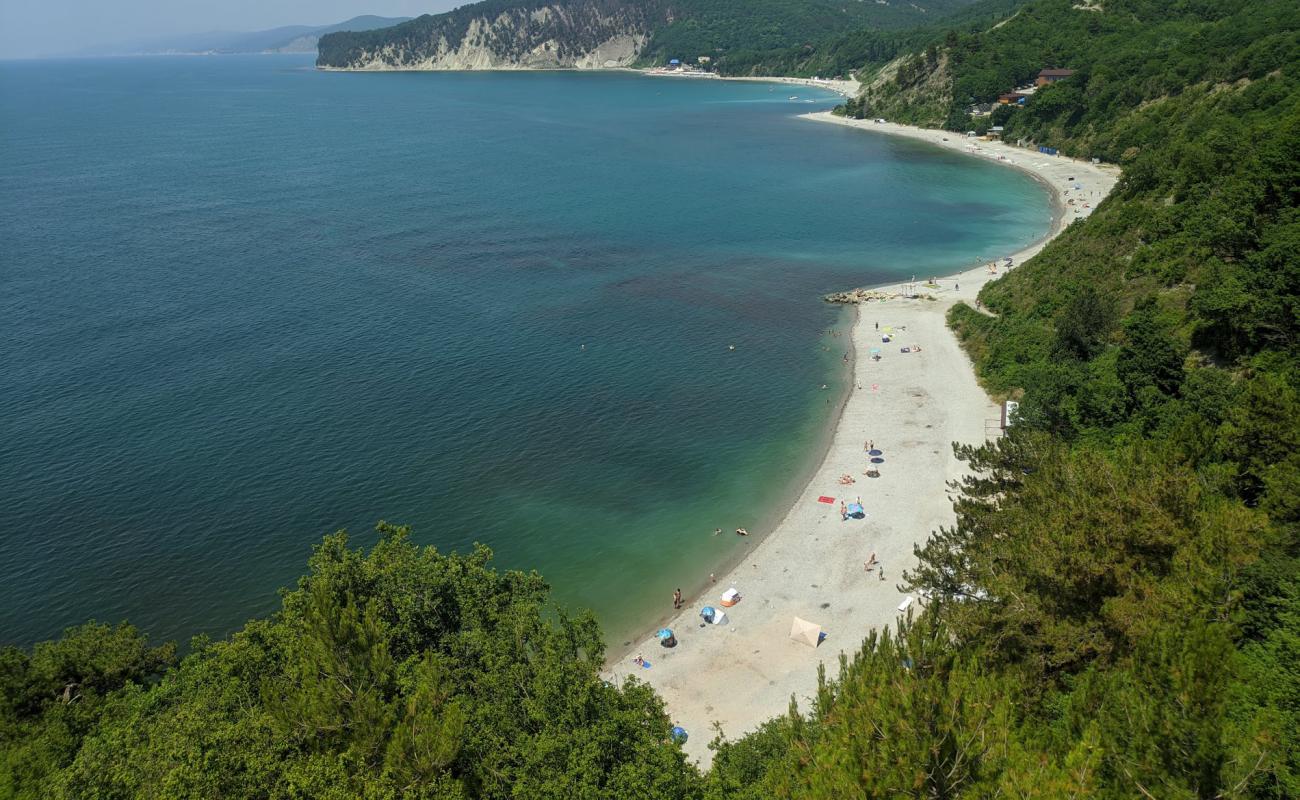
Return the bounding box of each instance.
[0,0,458,60]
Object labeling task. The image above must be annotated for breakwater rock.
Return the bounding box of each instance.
[823,288,936,304]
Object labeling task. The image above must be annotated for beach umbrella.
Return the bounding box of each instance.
[869,347,881,355]
[700,606,716,624]
[870,457,884,463]
[657,628,673,640]
[671,726,688,743]
[847,502,865,519]
[868,449,883,456]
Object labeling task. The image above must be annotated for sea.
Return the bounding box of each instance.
[0,55,1051,649]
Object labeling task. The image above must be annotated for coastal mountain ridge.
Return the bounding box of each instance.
[99,15,412,56]
[315,0,984,70]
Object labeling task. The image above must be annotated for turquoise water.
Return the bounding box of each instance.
[0,55,1050,649]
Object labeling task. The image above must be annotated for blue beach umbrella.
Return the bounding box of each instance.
[671,726,688,743]
[847,502,865,518]
[700,606,716,622]
[868,449,883,456]
[657,628,674,640]
[870,457,884,463]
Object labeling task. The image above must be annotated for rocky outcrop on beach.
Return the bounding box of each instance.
[824,288,936,304]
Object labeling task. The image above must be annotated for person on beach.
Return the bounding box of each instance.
[736,528,749,536]
[673,588,682,610]
[865,552,877,570]
[879,566,885,581]
[714,528,722,536]
[710,573,716,583]
[634,655,645,667]
[840,501,847,520]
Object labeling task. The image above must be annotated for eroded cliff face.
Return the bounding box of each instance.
[319,3,656,70]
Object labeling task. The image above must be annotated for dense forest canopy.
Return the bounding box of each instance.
[7,0,1300,797]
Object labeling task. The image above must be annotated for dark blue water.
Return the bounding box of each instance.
[0,55,1050,648]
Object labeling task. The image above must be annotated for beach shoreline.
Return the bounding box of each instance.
[605,303,859,654]
[605,111,1118,766]
[637,68,859,97]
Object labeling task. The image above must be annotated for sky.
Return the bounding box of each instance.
[0,0,458,59]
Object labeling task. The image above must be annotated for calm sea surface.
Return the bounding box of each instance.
[0,55,1050,648]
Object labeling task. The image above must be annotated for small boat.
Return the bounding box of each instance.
[788,95,799,100]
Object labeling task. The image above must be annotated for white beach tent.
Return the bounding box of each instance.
[789,617,822,648]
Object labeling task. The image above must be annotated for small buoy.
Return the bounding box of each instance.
[728,344,736,351]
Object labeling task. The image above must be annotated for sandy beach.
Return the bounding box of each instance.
[639,69,860,98]
[606,111,1118,766]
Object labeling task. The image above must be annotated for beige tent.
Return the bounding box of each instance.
[789,617,822,648]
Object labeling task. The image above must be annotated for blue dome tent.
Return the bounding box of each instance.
[671,726,688,743]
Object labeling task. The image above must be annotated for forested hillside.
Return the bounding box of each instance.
[5,1,1298,797]
[706,0,1298,796]
[1,526,698,798]
[707,0,1024,77]
[637,0,980,70]
[316,0,985,70]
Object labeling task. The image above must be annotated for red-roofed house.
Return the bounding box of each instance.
[1036,69,1075,86]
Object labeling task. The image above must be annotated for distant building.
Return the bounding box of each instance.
[1036,69,1075,86]
[998,93,1029,105]
[668,58,681,69]
[698,56,711,64]
[987,125,1005,139]
[968,102,994,117]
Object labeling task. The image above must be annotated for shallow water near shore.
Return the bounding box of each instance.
[0,55,1050,648]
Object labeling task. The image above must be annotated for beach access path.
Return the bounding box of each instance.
[605,111,1118,766]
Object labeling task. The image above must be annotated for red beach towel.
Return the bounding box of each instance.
[817,496,835,504]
